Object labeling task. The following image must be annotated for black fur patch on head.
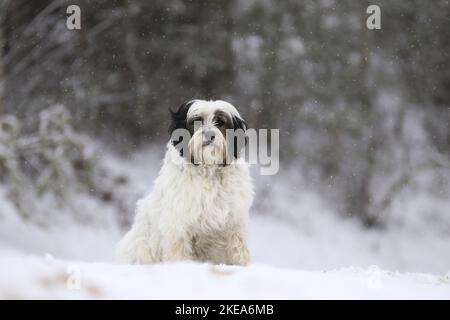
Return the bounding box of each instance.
[169,100,196,158]
[232,115,247,132]
[169,100,195,146]
[169,100,195,135]
[231,115,248,159]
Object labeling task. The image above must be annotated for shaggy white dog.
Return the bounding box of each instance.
[116,100,253,265]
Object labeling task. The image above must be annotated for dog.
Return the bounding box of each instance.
[116,100,254,266]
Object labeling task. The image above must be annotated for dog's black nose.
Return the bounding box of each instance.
[204,130,215,142]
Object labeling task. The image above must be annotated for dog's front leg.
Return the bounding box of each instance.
[162,237,194,262]
[224,229,251,266]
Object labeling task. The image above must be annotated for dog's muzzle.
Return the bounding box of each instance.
[202,129,216,147]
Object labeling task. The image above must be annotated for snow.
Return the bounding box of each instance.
[1,147,450,299]
[0,248,449,299]
[250,215,450,274]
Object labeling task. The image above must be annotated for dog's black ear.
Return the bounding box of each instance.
[232,115,248,159]
[169,101,195,157]
[169,100,194,136]
[232,115,247,132]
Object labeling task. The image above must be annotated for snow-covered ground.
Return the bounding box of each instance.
[0,248,449,299]
[1,148,450,299]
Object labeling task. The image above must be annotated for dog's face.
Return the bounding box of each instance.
[169,100,247,165]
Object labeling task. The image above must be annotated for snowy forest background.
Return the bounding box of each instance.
[0,0,449,275]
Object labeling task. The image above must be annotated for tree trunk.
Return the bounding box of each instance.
[0,1,7,113]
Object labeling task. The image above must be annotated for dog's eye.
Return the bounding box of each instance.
[215,120,225,127]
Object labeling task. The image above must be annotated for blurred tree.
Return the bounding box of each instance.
[0,0,10,113]
[0,0,449,227]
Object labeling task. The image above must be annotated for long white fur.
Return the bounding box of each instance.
[116,100,254,266]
